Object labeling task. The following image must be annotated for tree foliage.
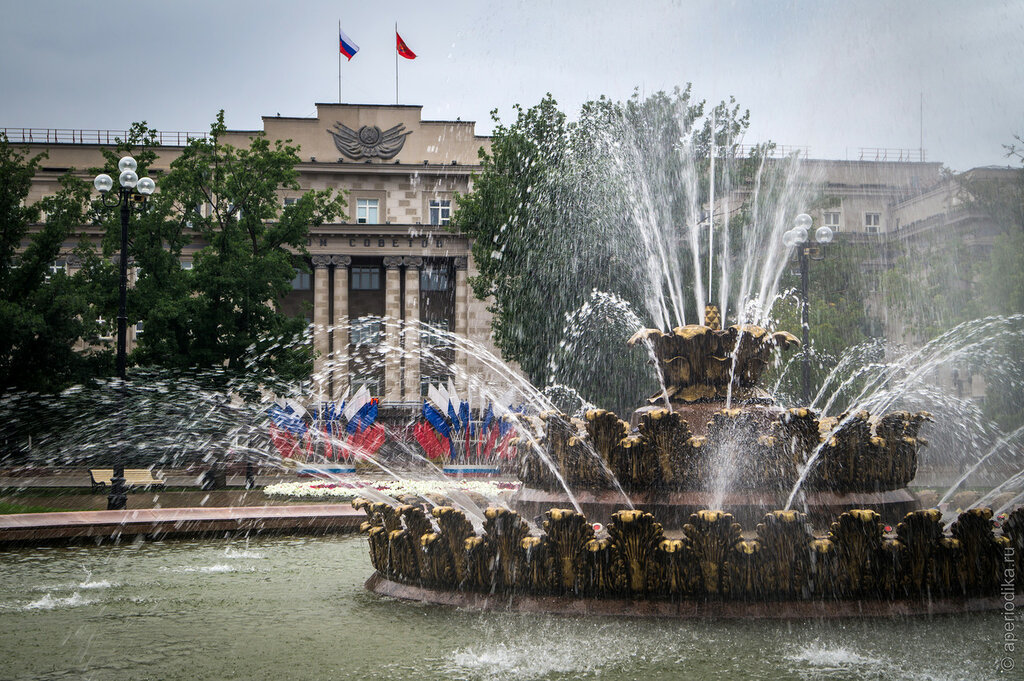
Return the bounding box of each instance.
[452,89,755,412]
[0,136,111,393]
[92,114,347,390]
[768,242,883,407]
[975,140,1024,430]
[878,138,1024,429]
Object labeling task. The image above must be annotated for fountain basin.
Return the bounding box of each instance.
[355,502,1024,616]
[515,404,928,529]
[365,572,1007,619]
[513,486,922,528]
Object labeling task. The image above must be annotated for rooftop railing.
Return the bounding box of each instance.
[732,144,811,158]
[0,128,208,146]
[858,147,927,162]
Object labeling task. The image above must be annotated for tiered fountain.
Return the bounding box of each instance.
[355,309,1023,616]
[514,306,927,527]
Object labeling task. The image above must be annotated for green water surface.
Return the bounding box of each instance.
[0,534,1015,681]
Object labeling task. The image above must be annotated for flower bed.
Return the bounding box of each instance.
[263,479,520,502]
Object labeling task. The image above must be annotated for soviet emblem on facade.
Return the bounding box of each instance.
[328,122,412,160]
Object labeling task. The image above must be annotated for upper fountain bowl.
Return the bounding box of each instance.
[628,312,800,405]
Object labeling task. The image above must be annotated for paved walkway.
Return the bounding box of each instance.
[0,465,511,546]
[0,471,298,489]
[0,503,365,545]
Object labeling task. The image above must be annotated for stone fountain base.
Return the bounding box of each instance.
[355,501,1024,617]
[513,486,921,529]
[365,572,1007,619]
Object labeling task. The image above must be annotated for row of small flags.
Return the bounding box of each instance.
[266,381,521,464]
[340,27,417,61]
[267,387,384,462]
[414,380,519,464]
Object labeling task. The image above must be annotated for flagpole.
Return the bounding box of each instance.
[338,20,342,103]
[395,22,399,104]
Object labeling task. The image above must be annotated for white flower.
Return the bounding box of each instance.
[262,479,520,502]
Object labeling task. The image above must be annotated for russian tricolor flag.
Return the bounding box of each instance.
[339,28,359,61]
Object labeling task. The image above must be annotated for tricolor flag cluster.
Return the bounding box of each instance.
[413,380,519,464]
[339,27,416,60]
[267,387,385,463]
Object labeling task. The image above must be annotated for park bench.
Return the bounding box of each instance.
[89,469,165,494]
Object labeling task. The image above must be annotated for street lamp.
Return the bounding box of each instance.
[94,157,155,510]
[782,213,834,405]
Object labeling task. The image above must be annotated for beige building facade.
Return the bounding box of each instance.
[10,103,515,405]
[11,109,1016,409]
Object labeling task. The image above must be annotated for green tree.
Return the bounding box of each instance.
[768,242,883,408]
[452,89,753,412]
[977,138,1024,316]
[881,237,982,342]
[975,139,1024,429]
[0,136,111,393]
[93,113,347,390]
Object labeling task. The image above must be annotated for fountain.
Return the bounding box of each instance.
[354,308,1023,616]
[513,306,928,528]
[1,99,1021,681]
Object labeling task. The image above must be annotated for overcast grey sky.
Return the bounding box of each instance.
[1,0,1021,171]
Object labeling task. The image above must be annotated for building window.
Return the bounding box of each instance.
[429,199,451,226]
[46,260,67,281]
[356,198,379,224]
[824,212,840,229]
[291,269,311,290]
[38,196,56,222]
[134,320,144,335]
[351,375,380,397]
[420,374,453,397]
[420,319,451,348]
[181,260,193,270]
[351,317,383,346]
[96,317,113,340]
[185,203,203,228]
[420,268,450,292]
[283,197,297,207]
[865,213,881,233]
[352,267,381,290]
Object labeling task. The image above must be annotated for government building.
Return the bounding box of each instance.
[8,104,1017,408]
[12,103,509,405]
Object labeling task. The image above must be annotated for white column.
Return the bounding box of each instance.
[311,255,331,399]
[330,255,351,401]
[383,256,403,402]
[453,256,469,394]
[403,257,423,401]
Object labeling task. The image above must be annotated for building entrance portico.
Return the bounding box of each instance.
[305,230,470,405]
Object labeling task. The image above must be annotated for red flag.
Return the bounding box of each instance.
[323,425,333,461]
[302,431,315,462]
[481,425,501,461]
[414,421,448,463]
[396,32,416,59]
[269,423,298,459]
[350,423,387,459]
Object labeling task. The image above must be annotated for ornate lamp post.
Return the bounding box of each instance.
[93,157,155,510]
[782,213,834,405]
